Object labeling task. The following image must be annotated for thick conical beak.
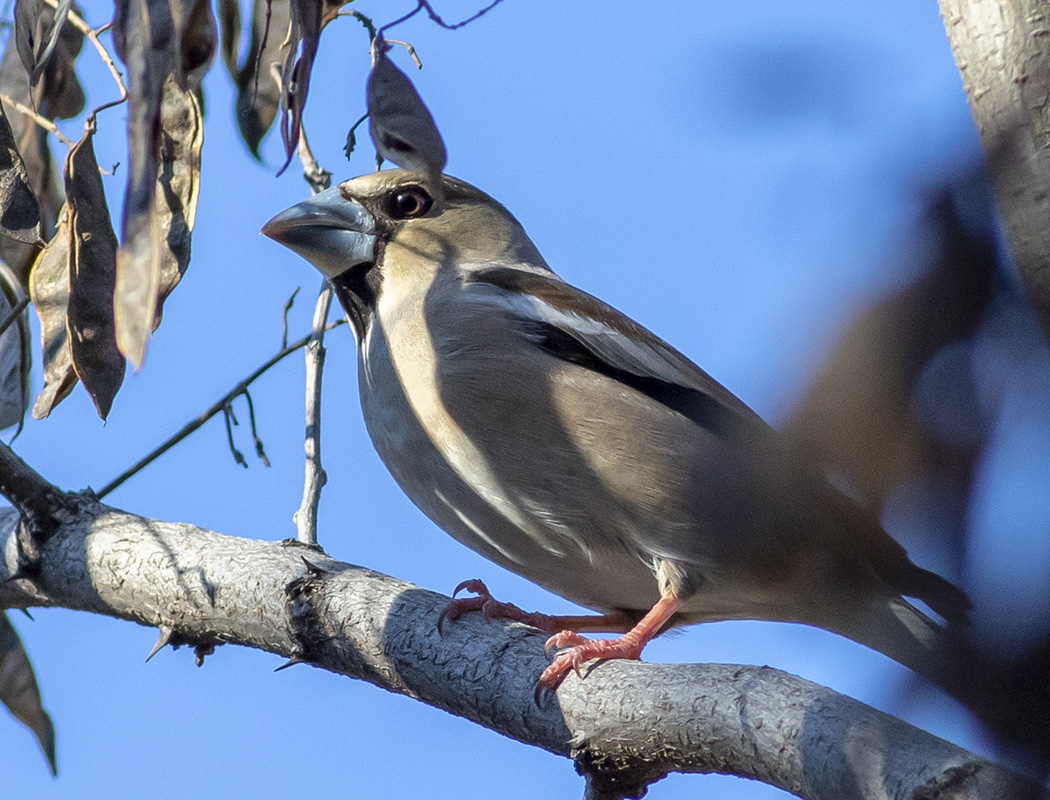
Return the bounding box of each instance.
[262,184,377,279]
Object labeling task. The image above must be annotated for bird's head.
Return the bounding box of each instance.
[262,169,549,286]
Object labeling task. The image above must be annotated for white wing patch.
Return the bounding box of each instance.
[498,291,701,389]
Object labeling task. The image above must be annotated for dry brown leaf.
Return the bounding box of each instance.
[112,0,178,368]
[171,0,217,89]
[367,40,447,195]
[235,0,290,157]
[0,612,56,775]
[14,0,75,85]
[217,0,241,79]
[112,0,213,368]
[0,100,42,247]
[29,207,75,419]
[0,2,83,283]
[66,125,124,421]
[13,0,46,85]
[153,74,203,327]
[277,0,323,172]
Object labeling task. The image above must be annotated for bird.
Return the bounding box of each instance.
[262,169,970,693]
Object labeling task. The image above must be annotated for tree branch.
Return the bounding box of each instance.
[938,0,1050,344]
[0,500,1037,799]
[0,443,78,542]
[292,281,332,545]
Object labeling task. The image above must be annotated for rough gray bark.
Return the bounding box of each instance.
[938,0,1050,343]
[0,498,1039,800]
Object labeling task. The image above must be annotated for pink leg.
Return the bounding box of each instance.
[538,595,684,692]
[437,579,634,635]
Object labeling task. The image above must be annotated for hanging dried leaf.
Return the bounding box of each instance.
[29,208,76,419]
[13,0,46,85]
[0,101,42,247]
[235,0,289,157]
[277,0,322,172]
[0,613,56,775]
[113,0,216,93]
[34,2,85,122]
[66,125,124,421]
[112,0,213,368]
[154,75,203,326]
[367,40,447,195]
[171,0,217,89]
[0,262,31,431]
[22,0,75,85]
[112,0,176,368]
[218,0,241,78]
[0,2,83,283]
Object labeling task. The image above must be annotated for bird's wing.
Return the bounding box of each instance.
[463,266,770,441]
[462,267,972,622]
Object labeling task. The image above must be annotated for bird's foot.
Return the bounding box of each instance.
[437,579,568,635]
[538,630,646,691]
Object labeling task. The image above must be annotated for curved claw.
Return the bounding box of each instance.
[436,606,453,637]
[571,651,586,679]
[452,578,488,599]
[438,579,493,635]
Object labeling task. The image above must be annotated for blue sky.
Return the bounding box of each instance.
[3,1,1041,797]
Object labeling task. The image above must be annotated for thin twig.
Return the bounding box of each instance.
[242,389,270,467]
[0,296,29,340]
[384,39,422,69]
[222,403,248,468]
[292,280,333,546]
[282,287,300,350]
[344,112,369,161]
[0,94,74,147]
[378,0,507,37]
[94,321,346,500]
[43,0,127,116]
[340,8,377,42]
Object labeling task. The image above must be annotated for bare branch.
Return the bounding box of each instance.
[0,504,1039,800]
[937,0,1050,343]
[0,442,77,542]
[292,281,332,546]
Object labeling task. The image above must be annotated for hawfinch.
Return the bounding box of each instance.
[263,170,969,691]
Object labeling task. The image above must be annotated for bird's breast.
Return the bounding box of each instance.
[354,284,664,612]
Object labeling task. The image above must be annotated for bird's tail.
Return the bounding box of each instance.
[827,592,955,691]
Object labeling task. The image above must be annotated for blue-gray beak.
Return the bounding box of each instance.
[262,185,377,279]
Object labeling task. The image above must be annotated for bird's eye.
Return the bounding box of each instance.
[387,187,432,219]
